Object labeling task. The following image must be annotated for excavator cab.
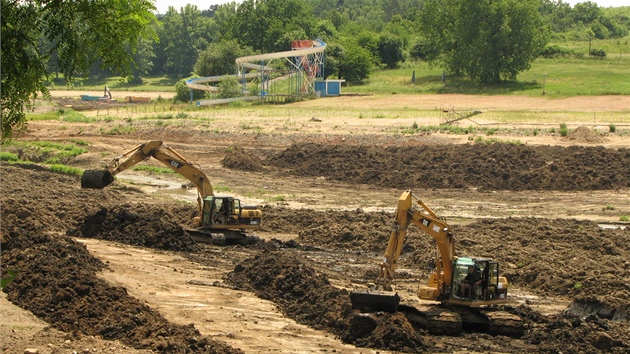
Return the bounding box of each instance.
[201,196,262,229]
[450,257,507,304]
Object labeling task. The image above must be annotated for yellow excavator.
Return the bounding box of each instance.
[81,140,262,245]
[350,190,522,336]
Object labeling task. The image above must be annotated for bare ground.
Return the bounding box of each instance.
[2,93,630,353]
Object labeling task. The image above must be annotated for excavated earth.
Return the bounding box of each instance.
[2,96,630,353]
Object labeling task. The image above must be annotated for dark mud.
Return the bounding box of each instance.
[252,143,630,191]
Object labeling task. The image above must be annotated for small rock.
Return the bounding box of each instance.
[24,349,39,354]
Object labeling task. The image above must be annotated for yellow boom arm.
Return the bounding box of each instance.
[376,190,456,296]
[86,141,213,214]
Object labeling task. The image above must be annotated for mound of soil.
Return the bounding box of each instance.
[221,146,266,172]
[265,143,630,191]
[1,232,240,354]
[566,126,606,144]
[261,206,393,251]
[224,251,427,352]
[67,203,199,252]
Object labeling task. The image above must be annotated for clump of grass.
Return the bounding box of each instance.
[620,215,629,222]
[60,109,94,123]
[609,124,616,133]
[270,195,286,202]
[559,123,569,137]
[9,141,88,161]
[604,204,616,211]
[0,152,21,162]
[132,165,177,174]
[70,139,90,146]
[214,185,232,192]
[49,164,82,176]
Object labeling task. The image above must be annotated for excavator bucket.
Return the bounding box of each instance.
[81,170,115,189]
[350,290,400,313]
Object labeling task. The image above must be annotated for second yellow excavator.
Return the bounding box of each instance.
[350,190,523,336]
[81,140,262,245]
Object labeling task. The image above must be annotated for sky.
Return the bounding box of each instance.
[153,0,629,14]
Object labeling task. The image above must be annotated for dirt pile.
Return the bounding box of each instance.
[261,206,393,251]
[265,143,630,191]
[1,232,240,354]
[455,218,630,313]
[566,126,606,144]
[221,146,266,172]
[67,203,199,252]
[224,251,428,352]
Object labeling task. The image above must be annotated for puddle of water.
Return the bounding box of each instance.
[598,223,628,230]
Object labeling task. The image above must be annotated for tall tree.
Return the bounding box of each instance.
[194,40,252,77]
[1,0,157,142]
[159,5,213,77]
[421,0,548,83]
[234,0,316,53]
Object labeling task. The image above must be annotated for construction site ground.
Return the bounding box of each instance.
[2,92,630,353]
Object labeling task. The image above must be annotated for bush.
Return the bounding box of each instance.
[609,124,616,133]
[589,49,607,58]
[175,77,207,103]
[539,44,574,58]
[559,123,568,137]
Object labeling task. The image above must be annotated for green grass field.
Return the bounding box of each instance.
[347,54,630,97]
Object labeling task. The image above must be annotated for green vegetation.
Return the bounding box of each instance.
[0,151,21,162]
[604,204,616,210]
[214,185,232,193]
[132,165,177,174]
[1,270,17,289]
[559,123,569,137]
[49,164,82,176]
[8,141,88,163]
[1,0,157,142]
[620,215,630,222]
[345,56,630,96]
[1,140,88,177]
[100,125,137,135]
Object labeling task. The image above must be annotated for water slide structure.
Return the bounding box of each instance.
[186,39,326,106]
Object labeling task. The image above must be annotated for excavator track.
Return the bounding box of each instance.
[399,302,524,337]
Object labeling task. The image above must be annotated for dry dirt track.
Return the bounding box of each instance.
[2,93,630,353]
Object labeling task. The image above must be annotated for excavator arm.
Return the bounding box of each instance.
[376,191,456,295]
[81,141,214,214]
[351,190,456,311]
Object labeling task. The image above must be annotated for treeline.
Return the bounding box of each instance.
[54,0,630,84]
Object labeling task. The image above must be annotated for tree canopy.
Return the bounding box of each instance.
[421,0,549,83]
[1,0,157,142]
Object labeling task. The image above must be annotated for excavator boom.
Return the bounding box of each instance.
[81,141,262,245]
